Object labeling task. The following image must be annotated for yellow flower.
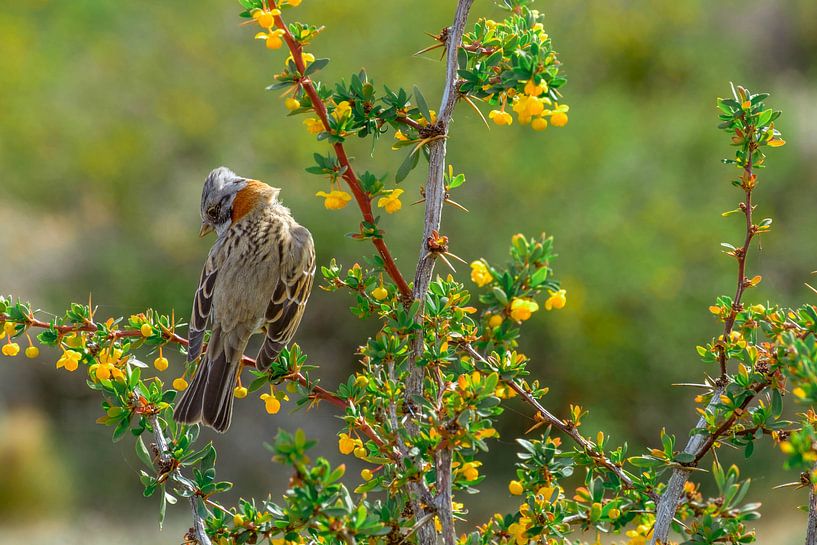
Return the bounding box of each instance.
[303,117,324,135]
[487,313,503,328]
[338,433,358,455]
[284,97,300,111]
[285,51,315,66]
[476,427,498,439]
[25,345,39,359]
[251,8,280,29]
[154,356,169,371]
[354,446,366,458]
[233,513,245,527]
[510,298,539,321]
[140,323,153,337]
[93,362,112,381]
[173,377,189,391]
[372,286,388,301]
[548,103,569,127]
[418,110,437,126]
[260,391,281,414]
[3,322,16,336]
[544,289,567,310]
[531,117,548,131]
[332,100,352,121]
[234,386,248,399]
[285,0,302,5]
[361,469,373,481]
[513,95,545,118]
[488,109,513,126]
[470,261,493,287]
[394,129,408,141]
[507,521,529,545]
[460,461,480,481]
[508,480,524,495]
[98,347,123,365]
[768,137,785,147]
[255,29,285,49]
[316,190,353,210]
[377,189,404,214]
[2,342,20,357]
[524,78,548,96]
[793,387,807,399]
[625,521,654,545]
[780,440,794,454]
[56,349,82,371]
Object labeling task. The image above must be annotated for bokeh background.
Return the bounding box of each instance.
[1,0,816,543]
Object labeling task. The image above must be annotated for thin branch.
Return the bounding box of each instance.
[399,3,474,544]
[268,0,411,299]
[651,110,759,545]
[3,314,386,447]
[460,344,656,502]
[807,473,817,545]
[141,389,211,545]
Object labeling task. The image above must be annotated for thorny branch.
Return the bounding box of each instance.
[140,388,212,545]
[460,344,658,503]
[0,315,386,447]
[651,108,762,545]
[399,2,475,544]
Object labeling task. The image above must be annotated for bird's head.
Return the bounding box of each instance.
[199,167,282,238]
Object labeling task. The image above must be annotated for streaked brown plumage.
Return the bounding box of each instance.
[174,167,315,432]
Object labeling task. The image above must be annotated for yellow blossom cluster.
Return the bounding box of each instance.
[90,347,125,381]
[489,76,569,130]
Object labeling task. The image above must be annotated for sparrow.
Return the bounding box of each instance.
[174,166,315,432]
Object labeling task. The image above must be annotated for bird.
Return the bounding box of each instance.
[173,166,315,432]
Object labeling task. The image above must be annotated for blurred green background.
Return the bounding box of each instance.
[1,0,816,543]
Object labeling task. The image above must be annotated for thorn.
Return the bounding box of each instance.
[438,253,457,272]
[463,95,489,129]
[806,283,817,295]
[444,252,467,265]
[410,198,426,206]
[443,198,469,212]
[413,43,444,57]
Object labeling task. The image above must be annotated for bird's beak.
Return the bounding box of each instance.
[199,222,215,238]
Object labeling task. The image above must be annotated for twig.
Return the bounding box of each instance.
[4,314,386,447]
[268,0,410,299]
[460,344,656,502]
[140,388,211,545]
[807,473,817,545]
[651,108,760,545]
[400,3,474,544]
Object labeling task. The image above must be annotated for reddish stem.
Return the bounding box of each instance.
[269,2,411,300]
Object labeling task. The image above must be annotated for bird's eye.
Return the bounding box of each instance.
[207,206,220,221]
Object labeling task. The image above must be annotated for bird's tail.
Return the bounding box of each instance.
[173,327,244,433]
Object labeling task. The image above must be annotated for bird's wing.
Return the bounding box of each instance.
[187,241,223,362]
[255,224,315,370]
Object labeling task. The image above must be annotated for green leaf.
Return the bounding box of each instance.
[304,58,330,76]
[395,148,420,183]
[413,85,432,124]
[136,436,154,468]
